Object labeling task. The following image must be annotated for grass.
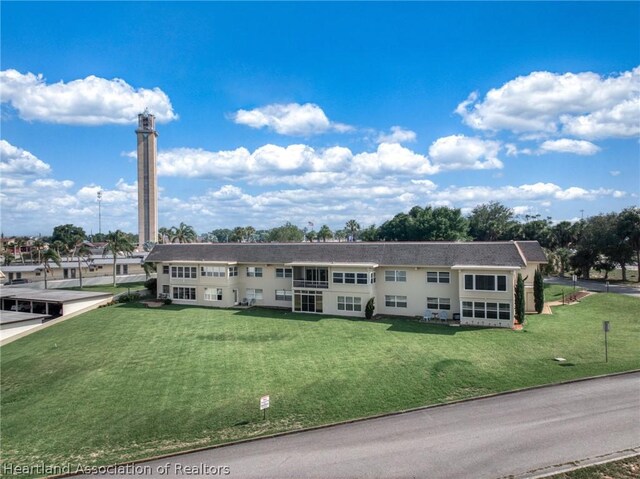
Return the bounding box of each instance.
[1,294,639,475]
[548,455,640,478]
[544,283,585,302]
[62,281,146,295]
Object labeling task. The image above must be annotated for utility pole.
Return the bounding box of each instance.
[97,191,103,235]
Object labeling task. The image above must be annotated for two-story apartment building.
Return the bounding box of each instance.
[145,241,546,328]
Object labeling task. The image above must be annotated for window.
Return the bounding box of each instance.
[370,272,376,284]
[427,297,451,310]
[115,265,128,275]
[385,295,407,308]
[204,288,223,301]
[172,287,196,300]
[464,274,508,292]
[337,296,362,312]
[427,271,450,284]
[385,270,406,282]
[162,285,170,295]
[334,272,368,284]
[462,301,511,320]
[201,266,226,277]
[246,288,263,300]
[462,301,473,318]
[229,266,238,277]
[162,265,169,274]
[171,266,197,279]
[294,290,323,312]
[246,267,263,277]
[275,290,292,301]
[276,268,292,278]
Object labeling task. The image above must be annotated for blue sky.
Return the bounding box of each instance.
[1,1,639,237]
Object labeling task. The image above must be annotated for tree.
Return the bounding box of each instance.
[158,227,171,244]
[468,202,516,241]
[51,224,86,246]
[533,269,544,314]
[617,207,640,283]
[170,222,197,243]
[74,242,92,289]
[334,229,346,242]
[515,273,526,324]
[514,214,553,248]
[345,220,360,241]
[14,237,26,264]
[42,248,62,290]
[378,206,469,241]
[103,230,135,287]
[305,230,317,242]
[267,222,304,243]
[365,297,375,320]
[32,239,45,264]
[359,224,379,242]
[317,225,333,242]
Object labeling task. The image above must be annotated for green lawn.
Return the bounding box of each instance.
[548,455,639,479]
[544,283,585,302]
[62,281,146,295]
[1,293,639,473]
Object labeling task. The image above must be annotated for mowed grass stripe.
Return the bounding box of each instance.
[1,293,639,472]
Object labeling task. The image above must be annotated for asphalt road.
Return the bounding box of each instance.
[77,373,640,479]
[545,276,640,298]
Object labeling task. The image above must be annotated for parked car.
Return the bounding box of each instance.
[3,279,32,286]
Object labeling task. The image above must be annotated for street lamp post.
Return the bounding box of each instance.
[97,191,103,236]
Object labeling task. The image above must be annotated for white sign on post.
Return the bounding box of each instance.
[260,395,270,410]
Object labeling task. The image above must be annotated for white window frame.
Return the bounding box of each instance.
[275,268,293,278]
[427,297,451,310]
[275,289,292,301]
[385,295,407,308]
[246,267,263,278]
[204,287,223,301]
[229,266,238,277]
[171,266,197,279]
[246,288,263,300]
[462,300,510,320]
[172,286,196,300]
[463,274,508,292]
[385,270,407,282]
[201,266,226,277]
[337,296,362,312]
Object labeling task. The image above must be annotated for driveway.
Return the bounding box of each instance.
[76,373,640,479]
[545,276,640,298]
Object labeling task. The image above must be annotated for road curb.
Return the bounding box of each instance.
[45,369,640,478]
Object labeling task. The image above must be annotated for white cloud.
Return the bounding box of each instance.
[428,135,503,170]
[456,66,640,139]
[231,103,352,136]
[0,140,52,176]
[352,142,438,176]
[610,170,621,176]
[376,126,417,144]
[0,69,177,125]
[538,139,601,156]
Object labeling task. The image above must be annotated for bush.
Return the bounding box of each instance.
[144,277,157,296]
[163,298,173,305]
[534,269,544,314]
[117,293,139,303]
[365,297,375,320]
[515,273,526,324]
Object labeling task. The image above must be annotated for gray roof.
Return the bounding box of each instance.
[146,241,546,268]
[0,287,112,303]
[515,241,548,263]
[0,311,49,325]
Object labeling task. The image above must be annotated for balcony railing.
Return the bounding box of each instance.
[293,280,329,289]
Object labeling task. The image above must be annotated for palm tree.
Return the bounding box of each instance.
[335,230,346,242]
[42,248,62,290]
[104,230,135,287]
[158,227,171,244]
[14,238,26,264]
[74,242,92,289]
[318,225,333,242]
[305,230,317,242]
[345,220,360,241]
[245,226,256,242]
[170,222,197,243]
[32,239,45,264]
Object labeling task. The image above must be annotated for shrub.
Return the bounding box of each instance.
[534,269,544,314]
[515,273,526,324]
[163,298,173,305]
[144,278,157,296]
[365,297,375,320]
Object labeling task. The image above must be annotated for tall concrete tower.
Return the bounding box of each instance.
[136,109,158,246]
